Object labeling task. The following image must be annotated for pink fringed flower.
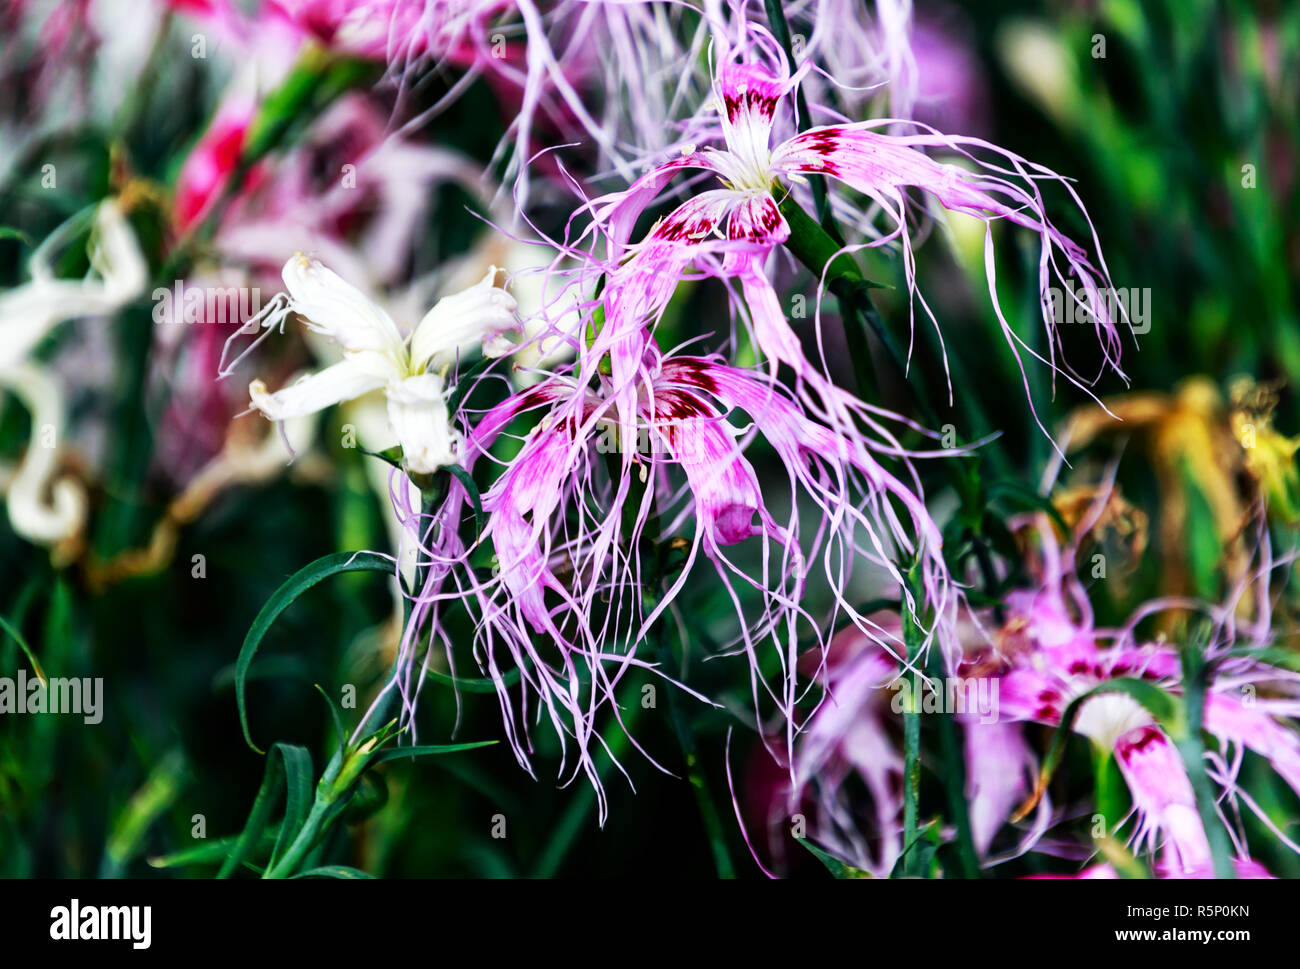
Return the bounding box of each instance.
[406,329,952,819]
[582,21,1127,426]
[782,512,1300,876]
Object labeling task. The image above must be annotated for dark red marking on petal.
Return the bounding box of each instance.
[660,359,720,394]
[655,209,719,243]
[1118,725,1164,753]
[654,389,711,422]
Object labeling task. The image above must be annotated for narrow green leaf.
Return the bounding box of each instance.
[0,613,46,685]
[359,444,404,470]
[314,683,348,752]
[270,745,314,869]
[292,865,375,879]
[103,749,186,875]
[236,551,394,753]
[149,831,277,869]
[371,740,498,764]
[796,838,873,879]
[217,742,313,879]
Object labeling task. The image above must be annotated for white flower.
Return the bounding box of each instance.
[246,255,518,474]
[0,200,146,552]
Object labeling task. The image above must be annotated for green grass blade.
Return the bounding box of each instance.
[236,551,394,753]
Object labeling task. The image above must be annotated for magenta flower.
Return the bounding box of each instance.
[783,513,1300,877]
[406,330,952,818]
[174,90,260,232]
[584,22,1126,422]
[787,628,906,876]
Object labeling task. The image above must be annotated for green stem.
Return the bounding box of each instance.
[900,564,924,877]
[263,797,338,879]
[653,600,735,878]
[1176,635,1236,878]
[927,647,979,878]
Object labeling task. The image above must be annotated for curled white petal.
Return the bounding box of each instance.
[0,200,146,372]
[90,200,149,302]
[0,364,87,547]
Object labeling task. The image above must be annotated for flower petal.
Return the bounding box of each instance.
[385,371,460,474]
[964,720,1035,855]
[774,124,1127,395]
[1114,725,1211,873]
[249,359,387,422]
[0,200,146,372]
[713,59,790,185]
[1204,691,1300,800]
[0,363,87,550]
[409,267,519,372]
[281,255,405,359]
[654,388,764,545]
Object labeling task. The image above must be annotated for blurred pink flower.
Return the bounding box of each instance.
[990,523,1300,874]
[781,513,1300,876]
[786,616,1040,876]
[174,92,262,232]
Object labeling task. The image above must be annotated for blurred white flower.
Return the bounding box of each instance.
[996,21,1080,128]
[0,200,146,554]
[0,365,86,549]
[0,200,147,372]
